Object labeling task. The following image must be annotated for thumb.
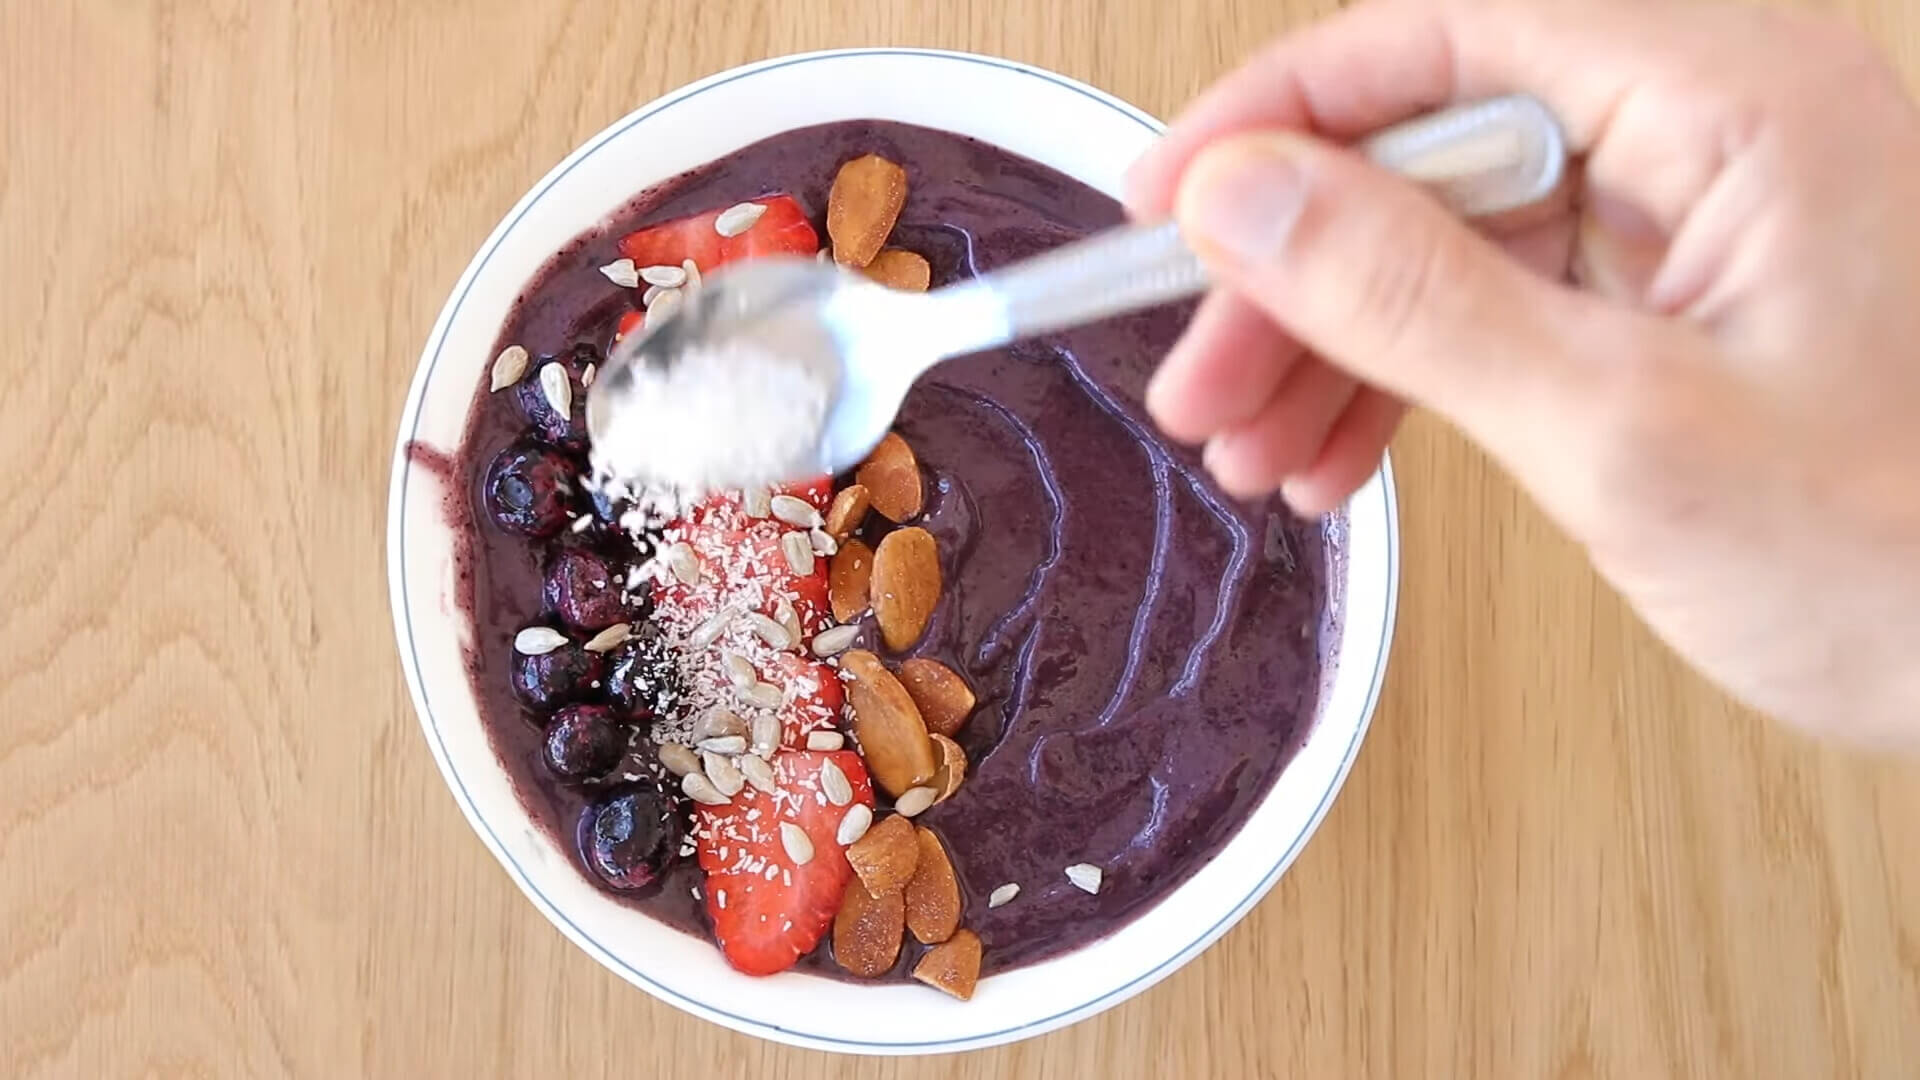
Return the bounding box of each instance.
[1173,130,1628,456]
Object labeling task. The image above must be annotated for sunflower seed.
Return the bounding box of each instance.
[816,248,833,264]
[490,345,529,391]
[774,597,803,645]
[696,735,748,755]
[682,772,731,806]
[663,541,700,586]
[809,527,838,556]
[720,652,757,689]
[778,822,815,865]
[692,707,746,743]
[742,487,771,518]
[570,514,594,534]
[781,531,815,576]
[641,283,668,306]
[648,287,684,323]
[582,622,632,653]
[805,729,845,751]
[810,623,860,657]
[819,758,853,806]
[988,883,1020,908]
[690,605,738,648]
[639,264,688,288]
[1065,863,1103,894]
[581,362,596,387]
[682,258,702,289]
[770,494,825,528]
[714,201,767,237]
[738,681,783,710]
[749,713,780,758]
[836,803,873,845]
[539,363,572,418]
[513,626,568,655]
[703,752,746,797]
[599,258,640,288]
[745,611,792,650]
[895,786,938,818]
[738,753,776,793]
[658,742,700,777]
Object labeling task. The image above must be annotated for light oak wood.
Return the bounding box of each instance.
[4,1,1918,1076]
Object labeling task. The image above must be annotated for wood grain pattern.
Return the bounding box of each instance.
[4,1,1918,1075]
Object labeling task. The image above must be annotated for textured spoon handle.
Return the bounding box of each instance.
[973,94,1566,342]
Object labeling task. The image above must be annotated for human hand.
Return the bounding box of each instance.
[1127,0,1920,739]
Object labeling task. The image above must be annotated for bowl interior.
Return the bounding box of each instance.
[387,49,1398,1055]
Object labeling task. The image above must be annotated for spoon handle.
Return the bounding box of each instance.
[956,94,1566,344]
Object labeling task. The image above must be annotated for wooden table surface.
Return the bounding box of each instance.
[6,1,1920,1076]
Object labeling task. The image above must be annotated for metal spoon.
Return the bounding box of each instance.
[587,94,1566,488]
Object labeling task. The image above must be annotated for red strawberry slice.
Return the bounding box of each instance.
[777,474,834,513]
[695,750,875,976]
[612,309,645,344]
[764,653,845,746]
[616,194,818,274]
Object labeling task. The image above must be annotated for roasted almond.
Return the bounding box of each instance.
[833,876,905,978]
[827,154,908,269]
[841,649,937,796]
[912,929,982,1000]
[861,248,931,292]
[905,827,962,944]
[928,732,967,803]
[897,658,976,737]
[855,432,923,522]
[871,527,941,652]
[829,538,874,624]
[845,811,919,898]
[824,483,871,540]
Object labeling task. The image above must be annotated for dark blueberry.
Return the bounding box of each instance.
[511,638,607,713]
[543,546,637,632]
[484,441,578,538]
[544,704,627,781]
[605,624,682,723]
[581,778,682,891]
[517,342,597,452]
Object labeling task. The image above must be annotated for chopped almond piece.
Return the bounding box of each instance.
[862,248,931,291]
[846,812,919,897]
[833,877,905,978]
[828,154,908,268]
[905,827,962,944]
[928,732,967,803]
[855,432,923,522]
[913,929,982,1000]
[829,538,874,624]
[824,483,871,540]
[841,650,937,797]
[871,527,941,651]
[897,657,976,737]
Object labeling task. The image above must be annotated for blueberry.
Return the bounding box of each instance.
[606,624,681,722]
[581,779,681,891]
[484,441,578,538]
[511,640,606,713]
[544,704,626,781]
[543,546,637,632]
[517,342,597,452]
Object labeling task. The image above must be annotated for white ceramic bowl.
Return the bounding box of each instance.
[387,48,1398,1055]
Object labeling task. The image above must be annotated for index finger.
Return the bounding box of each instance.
[1124,0,1661,216]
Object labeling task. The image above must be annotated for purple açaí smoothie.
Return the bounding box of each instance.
[448,119,1338,978]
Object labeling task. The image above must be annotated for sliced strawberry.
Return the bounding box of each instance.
[613,308,645,343]
[696,750,875,976]
[778,474,834,513]
[766,653,845,746]
[616,195,818,274]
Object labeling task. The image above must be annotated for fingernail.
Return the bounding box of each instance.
[1179,139,1309,265]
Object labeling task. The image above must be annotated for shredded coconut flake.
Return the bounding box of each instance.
[590,337,833,493]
